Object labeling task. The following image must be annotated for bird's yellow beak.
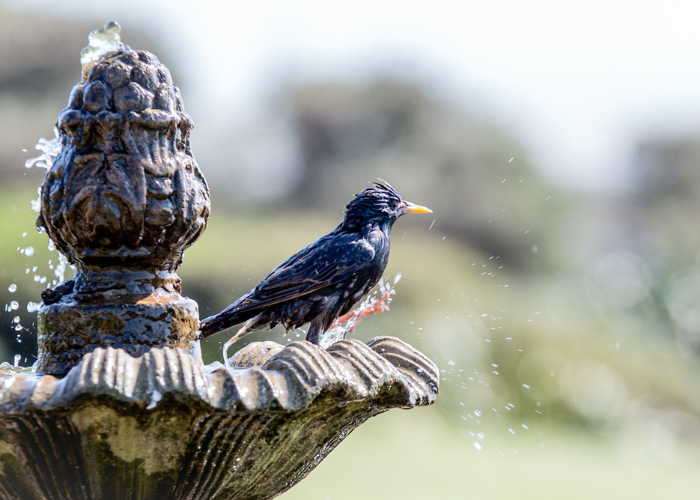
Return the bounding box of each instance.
[399,200,433,214]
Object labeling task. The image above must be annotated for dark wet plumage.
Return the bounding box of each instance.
[198,181,432,346]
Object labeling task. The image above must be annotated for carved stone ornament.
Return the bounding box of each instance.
[0,22,439,500]
[34,22,210,375]
[0,337,438,499]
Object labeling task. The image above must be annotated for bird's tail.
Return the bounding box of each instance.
[198,301,260,339]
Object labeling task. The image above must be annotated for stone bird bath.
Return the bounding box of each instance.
[0,23,439,500]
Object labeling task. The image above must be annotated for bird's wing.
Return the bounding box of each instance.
[237,231,375,310]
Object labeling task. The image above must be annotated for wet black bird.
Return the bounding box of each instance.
[198,181,432,348]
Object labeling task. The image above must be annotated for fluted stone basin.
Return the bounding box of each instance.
[0,336,438,500]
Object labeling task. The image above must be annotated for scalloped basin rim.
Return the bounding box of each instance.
[0,336,439,414]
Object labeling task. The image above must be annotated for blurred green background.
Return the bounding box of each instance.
[2,2,700,498]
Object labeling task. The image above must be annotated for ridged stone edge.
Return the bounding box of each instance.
[0,337,438,414]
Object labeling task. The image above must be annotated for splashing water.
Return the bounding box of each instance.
[55,253,70,286]
[25,127,61,216]
[4,130,74,356]
[316,274,400,349]
[24,129,61,172]
[80,21,124,78]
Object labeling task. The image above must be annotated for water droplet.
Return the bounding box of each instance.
[474,442,482,451]
[27,302,41,313]
[8,284,17,293]
[12,316,20,324]
[24,247,35,257]
[10,301,19,311]
[13,354,21,367]
[523,384,530,389]
[508,428,516,434]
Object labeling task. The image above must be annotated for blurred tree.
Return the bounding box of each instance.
[635,138,700,259]
[632,138,700,355]
[281,78,557,269]
[0,10,168,180]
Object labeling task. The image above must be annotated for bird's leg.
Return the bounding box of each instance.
[222,337,236,370]
[222,320,256,369]
[331,289,395,333]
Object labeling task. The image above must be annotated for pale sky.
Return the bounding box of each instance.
[6,0,700,192]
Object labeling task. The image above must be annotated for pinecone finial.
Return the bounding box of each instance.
[35,23,210,375]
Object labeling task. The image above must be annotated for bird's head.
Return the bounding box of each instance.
[343,180,432,229]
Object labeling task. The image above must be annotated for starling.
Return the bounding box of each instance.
[198,181,432,353]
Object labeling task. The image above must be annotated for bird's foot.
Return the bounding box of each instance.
[332,289,395,333]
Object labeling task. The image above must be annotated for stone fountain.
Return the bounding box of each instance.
[0,23,439,500]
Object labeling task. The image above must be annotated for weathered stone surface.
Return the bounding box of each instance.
[37,293,199,376]
[0,337,439,500]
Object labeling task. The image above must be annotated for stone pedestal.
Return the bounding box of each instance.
[34,22,209,375]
